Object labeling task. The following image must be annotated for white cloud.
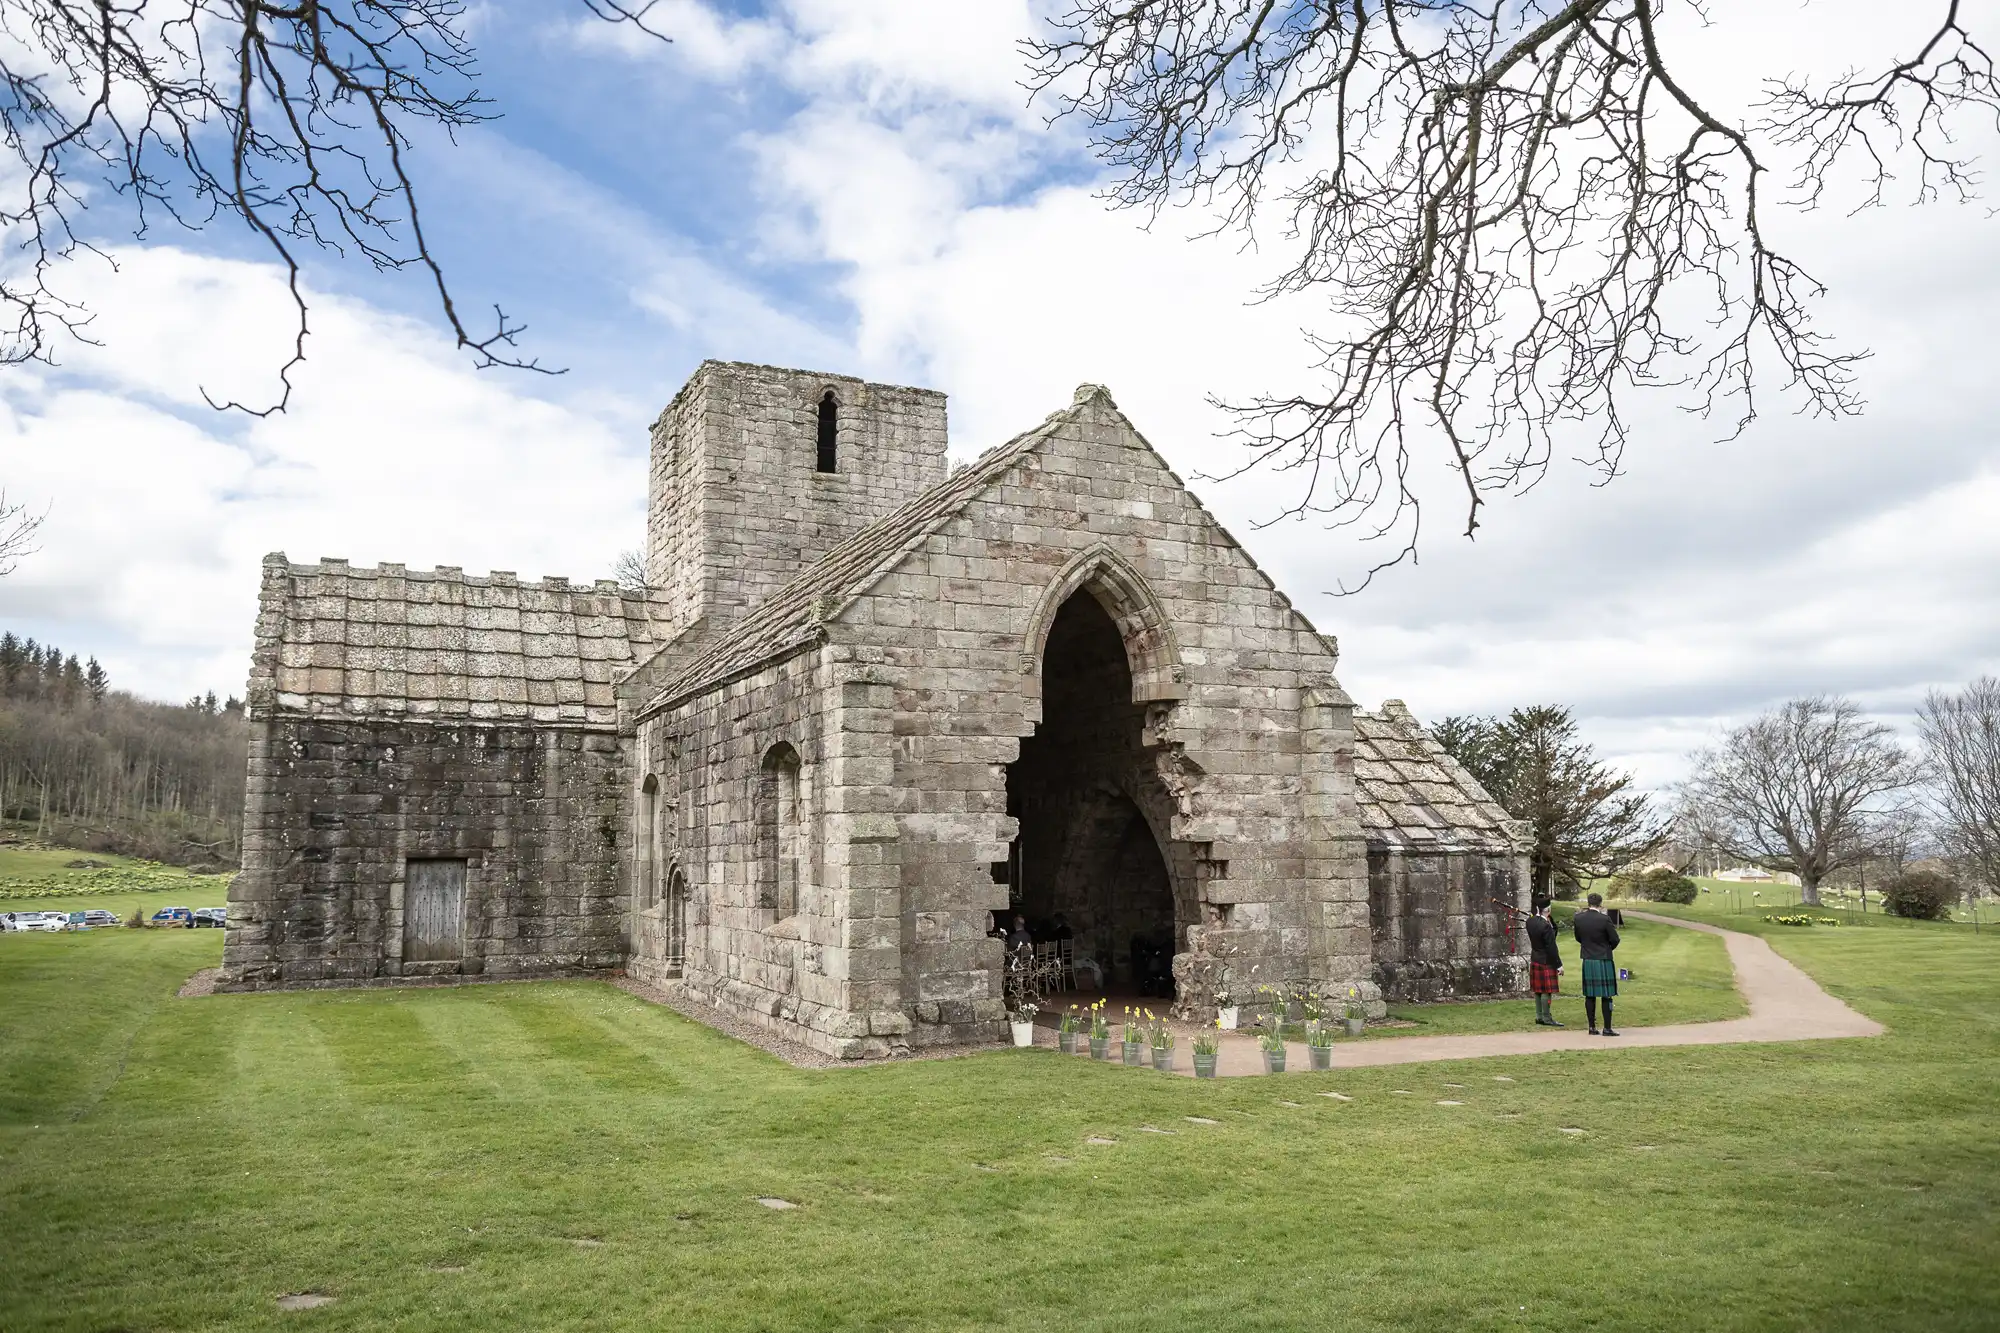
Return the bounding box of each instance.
[736,0,2000,788]
[9,0,1999,797]
[563,0,785,80]
[0,246,646,702]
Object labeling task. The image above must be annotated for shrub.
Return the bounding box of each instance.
[1637,868,1699,904]
[1882,869,1957,921]
[1614,867,1698,903]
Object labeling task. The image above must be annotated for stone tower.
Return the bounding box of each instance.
[644,361,949,638]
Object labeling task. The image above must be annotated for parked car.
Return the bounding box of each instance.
[15,911,70,932]
[81,909,119,927]
[151,906,195,926]
[192,907,227,928]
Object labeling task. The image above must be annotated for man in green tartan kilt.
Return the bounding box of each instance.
[1572,891,1622,1036]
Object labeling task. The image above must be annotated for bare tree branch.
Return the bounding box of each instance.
[1028,3,1984,586]
[0,1,673,414]
[0,488,45,574]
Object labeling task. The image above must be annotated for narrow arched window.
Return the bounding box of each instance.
[639,773,661,909]
[758,743,803,916]
[816,391,838,473]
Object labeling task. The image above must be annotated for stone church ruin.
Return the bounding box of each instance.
[221,361,1529,1057]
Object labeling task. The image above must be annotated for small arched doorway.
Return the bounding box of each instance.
[664,866,689,974]
[1006,588,1183,997]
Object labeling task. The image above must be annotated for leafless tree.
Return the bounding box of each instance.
[1678,695,1915,907]
[0,488,44,574]
[1027,3,1999,586]
[611,547,648,593]
[1917,675,2000,897]
[0,0,668,413]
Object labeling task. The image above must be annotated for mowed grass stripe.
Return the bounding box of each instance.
[0,919,1995,1330]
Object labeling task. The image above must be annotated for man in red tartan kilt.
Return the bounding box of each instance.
[1524,898,1565,1027]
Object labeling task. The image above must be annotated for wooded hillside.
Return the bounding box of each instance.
[0,633,247,866]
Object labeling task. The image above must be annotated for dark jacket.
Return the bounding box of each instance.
[1525,914,1562,969]
[1572,908,1621,961]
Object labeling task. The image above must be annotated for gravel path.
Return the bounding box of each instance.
[1131,910,1884,1076]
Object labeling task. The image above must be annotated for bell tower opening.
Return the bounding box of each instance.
[816,390,839,472]
[1005,589,1179,997]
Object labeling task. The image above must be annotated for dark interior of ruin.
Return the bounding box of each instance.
[1005,590,1177,993]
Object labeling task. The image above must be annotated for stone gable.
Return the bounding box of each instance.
[226,364,1529,1046]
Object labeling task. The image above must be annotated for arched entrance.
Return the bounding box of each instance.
[1006,587,1184,997]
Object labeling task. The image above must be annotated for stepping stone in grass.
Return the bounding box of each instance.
[431,1265,467,1274]
[1085,1136,1119,1146]
[1391,1090,1412,1096]
[1436,1100,1464,1106]
[1492,1076,1515,1083]
[1184,1116,1220,1125]
[1278,1100,1304,1108]
[1442,1083,1464,1089]
[973,1163,1000,1171]
[1320,1092,1352,1101]
[1632,1145,1659,1152]
[1138,1126,1178,1135]
[1558,1128,1587,1136]
[755,1197,799,1210]
[277,1294,335,1311]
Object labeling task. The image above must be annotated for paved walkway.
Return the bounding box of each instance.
[1039,912,1883,1077]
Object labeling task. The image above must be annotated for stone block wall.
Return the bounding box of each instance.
[1366,846,1527,1002]
[220,716,627,989]
[817,389,1375,1042]
[646,361,950,638]
[629,651,900,1057]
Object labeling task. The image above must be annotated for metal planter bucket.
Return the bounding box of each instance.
[1193,1053,1218,1079]
[1261,1048,1287,1074]
[1122,1041,1146,1067]
[1344,1017,1366,1038]
[1150,1046,1173,1072]
[1309,1044,1333,1071]
[1090,1036,1109,1060]
[1058,1030,1076,1055]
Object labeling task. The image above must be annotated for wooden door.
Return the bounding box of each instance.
[404,859,465,962]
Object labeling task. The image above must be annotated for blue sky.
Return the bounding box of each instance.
[2,0,1997,789]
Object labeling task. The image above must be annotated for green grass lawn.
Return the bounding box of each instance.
[2,905,1996,1330]
[1375,913,1744,1037]
[0,841,232,923]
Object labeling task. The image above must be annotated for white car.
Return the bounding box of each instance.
[13,912,71,932]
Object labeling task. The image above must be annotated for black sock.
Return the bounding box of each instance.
[1586,998,1598,1029]
[1602,999,1614,1030]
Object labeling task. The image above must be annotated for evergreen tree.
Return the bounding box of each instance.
[1436,705,1666,900]
[0,632,21,694]
[84,658,109,705]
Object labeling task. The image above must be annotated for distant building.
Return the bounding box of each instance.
[1714,867,1800,885]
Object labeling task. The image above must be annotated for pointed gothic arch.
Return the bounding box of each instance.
[1021,544,1185,703]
